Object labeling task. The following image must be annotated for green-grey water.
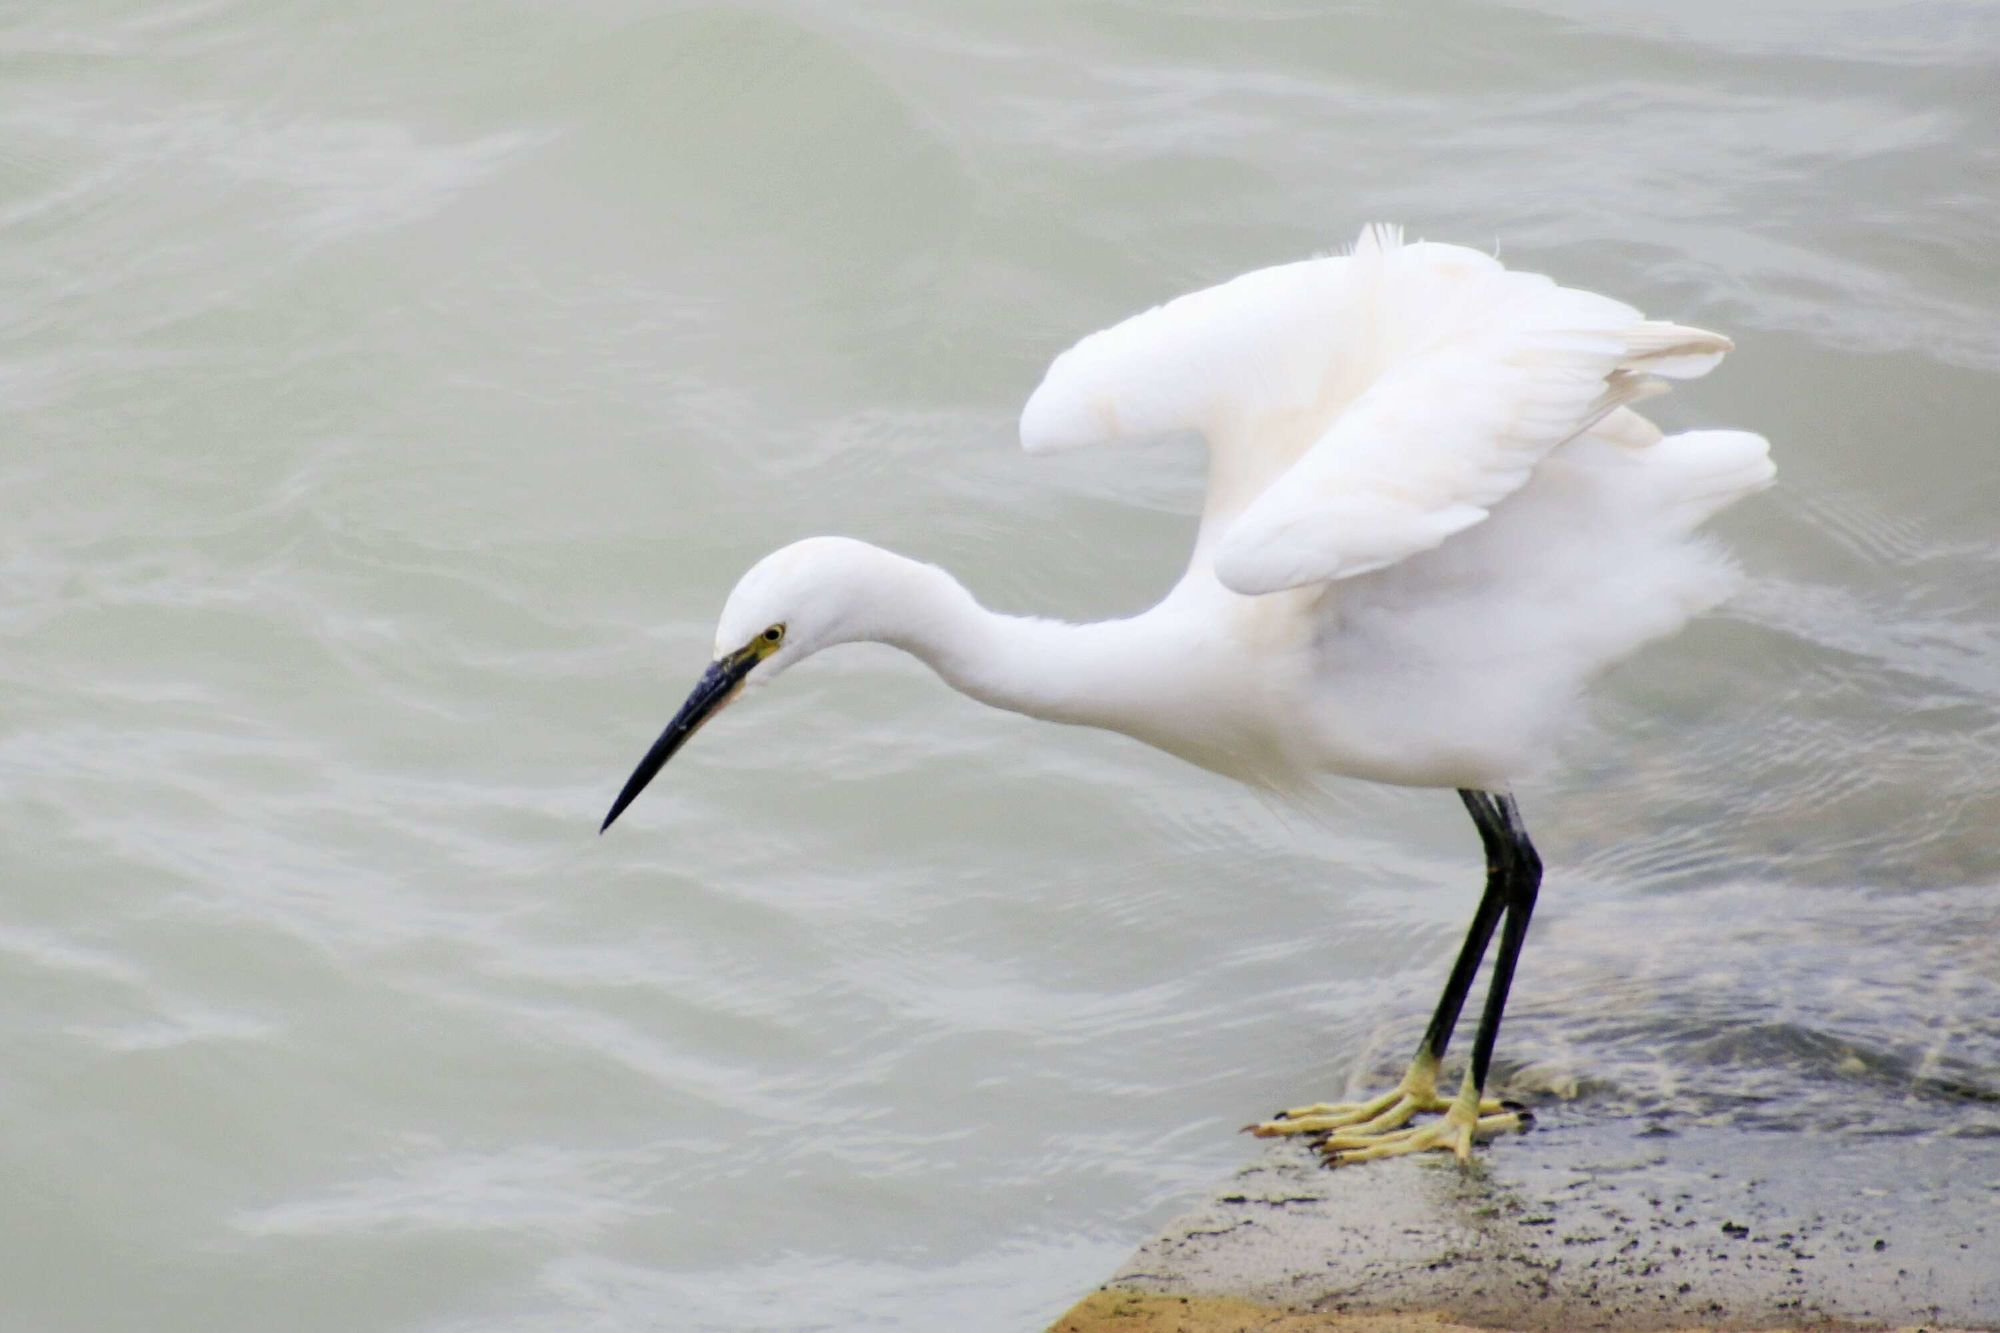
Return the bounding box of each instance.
[4,3,1998,1330]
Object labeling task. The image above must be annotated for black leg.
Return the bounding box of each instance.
[1293,791,1541,1163]
[1413,790,1518,1066]
[1459,792,1542,1095]
[1250,789,1542,1150]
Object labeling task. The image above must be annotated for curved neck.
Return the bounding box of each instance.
[854,554,1148,731]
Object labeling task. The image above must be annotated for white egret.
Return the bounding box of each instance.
[602,225,1773,1165]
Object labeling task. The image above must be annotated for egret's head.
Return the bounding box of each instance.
[599,537,906,832]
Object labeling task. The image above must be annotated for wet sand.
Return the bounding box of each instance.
[1048,1107,1998,1331]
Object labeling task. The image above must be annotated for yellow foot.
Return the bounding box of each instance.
[1318,1103,1526,1166]
[1243,1055,1504,1139]
[1314,1071,1530,1167]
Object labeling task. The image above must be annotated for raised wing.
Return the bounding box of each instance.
[1019,239,1373,528]
[1019,226,1733,595]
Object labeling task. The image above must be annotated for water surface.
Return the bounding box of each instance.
[3,3,1998,1330]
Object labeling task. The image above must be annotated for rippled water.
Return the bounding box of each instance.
[4,3,1998,1330]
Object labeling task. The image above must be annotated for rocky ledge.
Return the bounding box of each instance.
[1048,1108,1997,1332]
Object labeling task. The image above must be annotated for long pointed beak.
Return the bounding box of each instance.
[600,651,759,833]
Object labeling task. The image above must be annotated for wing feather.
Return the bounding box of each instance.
[1021,227,1738,595]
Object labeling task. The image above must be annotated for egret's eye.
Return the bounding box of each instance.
[762,624,785,644]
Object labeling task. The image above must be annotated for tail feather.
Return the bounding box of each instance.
[1642,429,1775,529]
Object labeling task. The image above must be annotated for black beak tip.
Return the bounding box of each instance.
[599,784,643,835]
[600,651,753,837]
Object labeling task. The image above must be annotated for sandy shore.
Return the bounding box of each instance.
[1046,1108,1997,1332]
[1052,1290,1972,1332]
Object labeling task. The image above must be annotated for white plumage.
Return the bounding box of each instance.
[1005,225,1770,789]
[613,227,1773,798]
[603,225,1774,1164]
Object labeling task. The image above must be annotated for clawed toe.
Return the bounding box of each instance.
[1318,1107,1526,1167]
[1250,1061,1531,1167]
[1245,1066,1511,1142]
